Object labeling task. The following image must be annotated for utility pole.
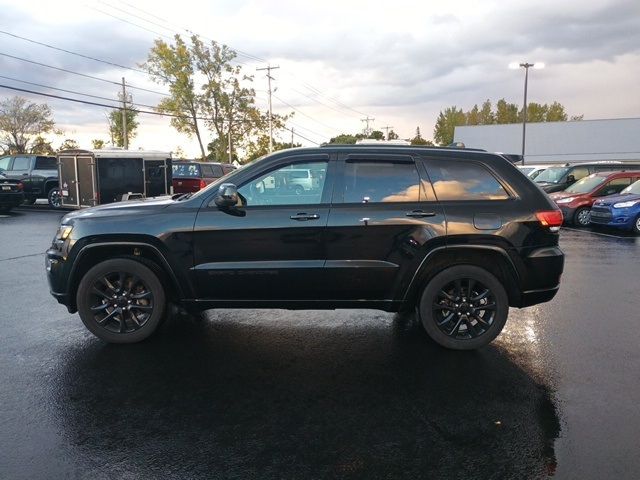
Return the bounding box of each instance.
[291,127,294,148]
[361,116,375,137]
[256,64,280,152]
[381,125,394,140]
[120,77,128,150]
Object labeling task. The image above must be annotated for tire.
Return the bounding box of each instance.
[294,185,304,195]
[418,265,509,350]
[633,214,640,235]
[47,187,62,209]
[76,258,166,343]
[573,207,591,227]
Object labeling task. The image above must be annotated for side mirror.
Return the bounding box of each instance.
[566,174,576,184]
[214,183,239,208]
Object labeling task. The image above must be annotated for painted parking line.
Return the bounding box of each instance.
[562,227,636,239]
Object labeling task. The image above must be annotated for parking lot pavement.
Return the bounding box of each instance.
[1,209,639,479]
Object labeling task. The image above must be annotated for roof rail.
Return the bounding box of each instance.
[320,143,487,152]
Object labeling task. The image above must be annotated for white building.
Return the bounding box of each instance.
[454,117,640,164]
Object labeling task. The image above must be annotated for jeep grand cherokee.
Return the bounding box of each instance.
[46,145,564,350]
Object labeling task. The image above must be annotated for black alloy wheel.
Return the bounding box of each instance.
[419,265,509,350]
[48,187,62,209]
[77,258,165,343]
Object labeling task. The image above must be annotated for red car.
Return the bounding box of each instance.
[172,161,236,194]
[549,170,640,226]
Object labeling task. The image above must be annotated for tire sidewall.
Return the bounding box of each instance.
[76,258,166,343]
[419,265,509,350]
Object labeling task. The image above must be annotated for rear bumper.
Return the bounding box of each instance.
[513,246,564,308]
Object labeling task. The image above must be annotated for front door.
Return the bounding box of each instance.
[323,153,446,301]
[192,154,334,301]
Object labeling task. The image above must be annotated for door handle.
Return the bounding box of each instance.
[22,173,29,176]
[406,210,437,218]
[290,213,320,221]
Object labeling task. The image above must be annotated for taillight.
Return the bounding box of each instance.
[536,210,563,232]
[199,179,207,190]
[16,182,23,191]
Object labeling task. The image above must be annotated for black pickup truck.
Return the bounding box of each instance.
[0,154,60,208]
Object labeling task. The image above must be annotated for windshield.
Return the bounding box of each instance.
[621,180,640,195]
[519,167,534,176]
[565,175,606,194]
[535,167,569,184]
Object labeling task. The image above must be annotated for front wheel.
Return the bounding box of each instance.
[76,258,166,343]
[418,265,509,350]
[47,187,62,209]
[573,207,591,227]
[633,215,640,235]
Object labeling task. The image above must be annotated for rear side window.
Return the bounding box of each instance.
[425,159,510,201]
[222,166,235,175]
[211,165,224,177]
[201,165,215,178]
[342,161,421,203]
[35,157,57,169]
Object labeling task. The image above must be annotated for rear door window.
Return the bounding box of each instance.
[35,157,57,169]
[340,161,422,203]
[424,159,510,201]
[201,165,215,178]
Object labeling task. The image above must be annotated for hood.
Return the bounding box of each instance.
[62,196,174,223]
[593,193,640,207]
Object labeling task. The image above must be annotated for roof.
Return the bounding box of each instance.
[58,148,171,160]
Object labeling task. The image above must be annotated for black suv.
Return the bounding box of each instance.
[46,146,564,350]
[0,154,59,207]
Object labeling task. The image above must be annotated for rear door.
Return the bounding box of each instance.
[144,160,168,197]
[323,153,446,301]
[59,155,79,207]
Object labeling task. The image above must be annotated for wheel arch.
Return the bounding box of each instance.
[403,245,521,308]
[67,241,185,312]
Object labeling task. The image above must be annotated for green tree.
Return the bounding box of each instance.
[388,130,399,140]
[91,139,105,149]
[143,35,207,158]
[368,130,385,140]
[244,135,302,163]
[546,101,568,122]
[466,104,480,125]
[30,136,55,155]
[59,138,79,151]
[328,133,364,144]
[478,100,494,125]
[522,102,548,123]
[410,126,433,145]
[495,99,519,124]
[107,104,139,148]
[0,96,55,153]
[433,107,466,145]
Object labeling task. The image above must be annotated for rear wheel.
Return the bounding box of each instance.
[294,185,304,195]
[47,187,62,209]
[573,207,591,227]
[76,258,166,343]
[418,265,509,350]
[633,215,640,235]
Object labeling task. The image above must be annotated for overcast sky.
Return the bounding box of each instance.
[1,0,639,157]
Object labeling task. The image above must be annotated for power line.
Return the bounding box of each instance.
[0,29,148,76]
[272,93,340,134]
[0,52,170,97]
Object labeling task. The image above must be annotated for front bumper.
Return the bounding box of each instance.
[590,207,636,230]
[0,191,25,207]
[46,248,77,313]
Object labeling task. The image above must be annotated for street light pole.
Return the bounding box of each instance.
[509,62,544,165]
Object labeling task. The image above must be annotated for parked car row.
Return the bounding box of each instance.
[0,153,237,212]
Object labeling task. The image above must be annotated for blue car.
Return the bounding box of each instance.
[590,179,640,234]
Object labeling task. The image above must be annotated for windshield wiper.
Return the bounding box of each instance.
[173,192,193,201]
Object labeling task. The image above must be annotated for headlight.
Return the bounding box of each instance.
[613,200,640,209]
[555,197,575,204]
[56,224,73,240]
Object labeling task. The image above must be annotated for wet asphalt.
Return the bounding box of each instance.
[1,207,639,479]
